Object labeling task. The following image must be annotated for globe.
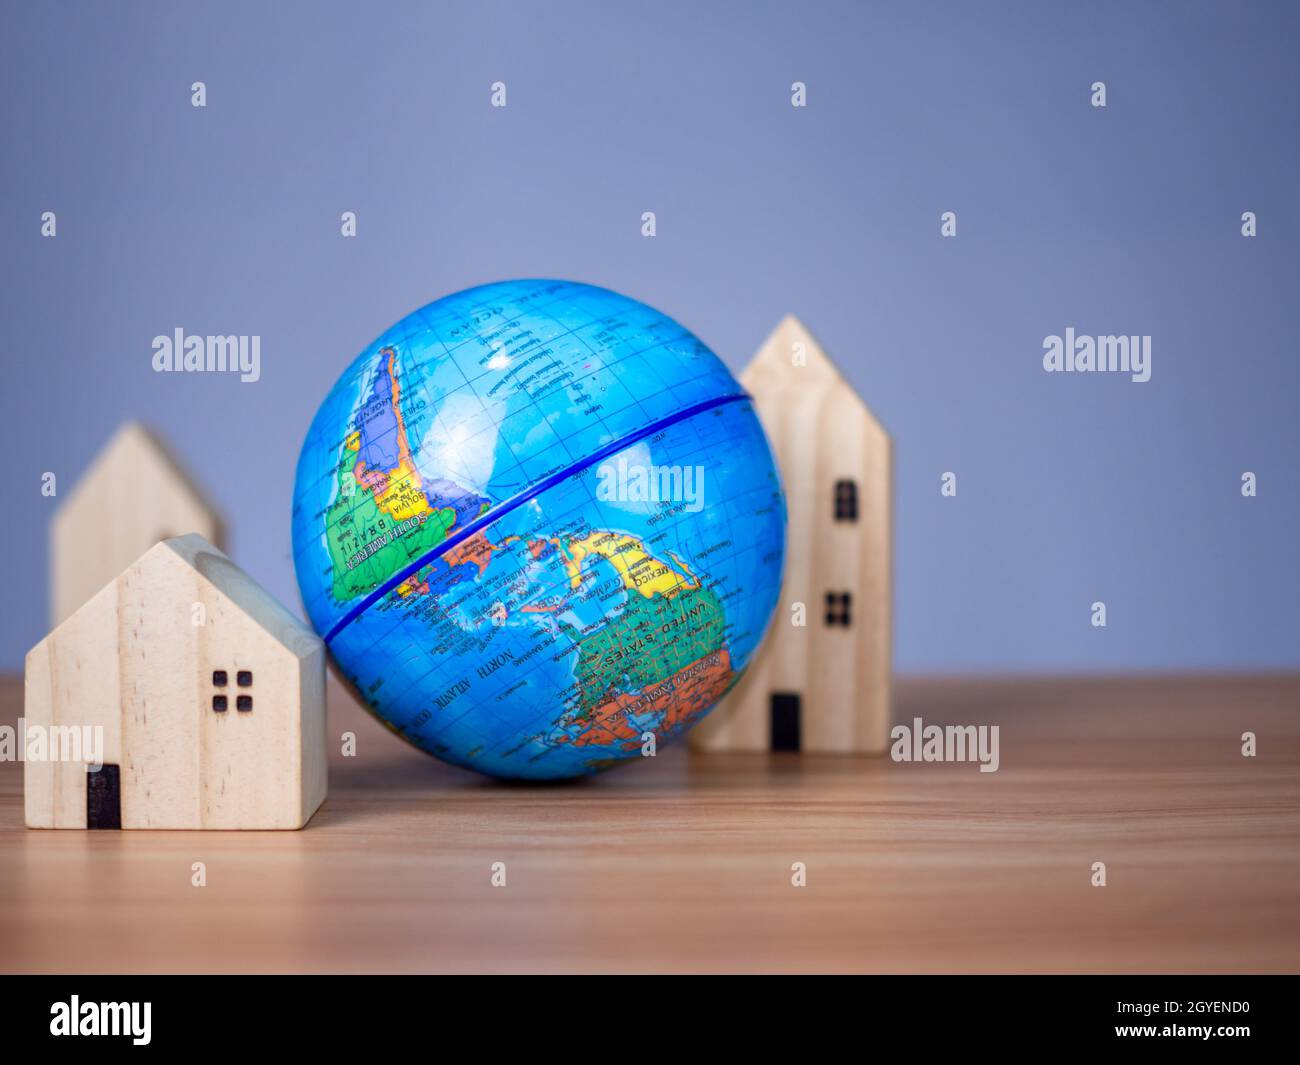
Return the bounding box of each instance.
[292,279,786,779]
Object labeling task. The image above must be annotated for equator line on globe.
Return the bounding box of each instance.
[323,391,750,645]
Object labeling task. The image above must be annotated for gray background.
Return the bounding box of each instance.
[2,0,1297,673]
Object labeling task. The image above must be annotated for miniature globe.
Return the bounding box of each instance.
[292,280,785,779]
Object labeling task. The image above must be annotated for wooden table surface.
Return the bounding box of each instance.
[1,673,1297,974]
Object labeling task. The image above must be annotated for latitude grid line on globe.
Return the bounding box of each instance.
[302,294,718,573]
[329,410,773,752]
[302,295,711,532]
[323,391,753,644]
[389,284,676,484]
[370,447,757,749]
[303,291,735,624]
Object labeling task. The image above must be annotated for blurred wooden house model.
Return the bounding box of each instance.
[692,315,892,754]
[51,422,223,625]
[26,534,326,830]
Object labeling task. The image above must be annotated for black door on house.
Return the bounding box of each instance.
[87,764,121,829]
[769,692,801,752]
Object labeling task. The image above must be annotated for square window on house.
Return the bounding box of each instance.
[824,591,852,627]
[834,480,858,522]
[237,670,253,687]
[212,670,228,687]
[237,695,253,712]
[213,695,228,712]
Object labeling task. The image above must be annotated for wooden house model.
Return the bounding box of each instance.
[51,422,223,625]
[692,315,892,754]
[25,534,327,830]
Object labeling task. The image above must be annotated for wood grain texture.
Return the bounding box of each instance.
[51,422,223,626]
[2,672,1297,973]
[692,315,892,754]
[25,536,325,830]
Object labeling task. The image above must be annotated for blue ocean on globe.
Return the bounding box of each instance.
[292,279,785,779]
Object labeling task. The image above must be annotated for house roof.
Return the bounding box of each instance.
[54,421,224,532]
[740,314,890,434]
[35,535,320,663]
